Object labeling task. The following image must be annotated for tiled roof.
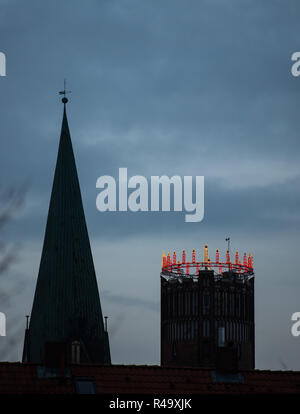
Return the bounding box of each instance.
[0,362,299,394]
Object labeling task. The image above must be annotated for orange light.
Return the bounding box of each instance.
[167,251,171,266]
[248,253,253,269]
[216,249,222,274]
[161,251,166,268]
[238,259,242,274]
[161,246,254,276]
[226,250,230,264]
[173,251,176,265]
[204,244,208,263]
[216,249,220,263]
[235,251,239,265]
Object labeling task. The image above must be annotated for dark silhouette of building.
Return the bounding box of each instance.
[22,95,110,365]
[161,247,254,370]
[4,97,295,396]
[1,362,300,394]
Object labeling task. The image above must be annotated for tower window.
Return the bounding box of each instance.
[203,293,210,315]
[71,341,81,364]
[185,291,190,315]
[192,290,198,315]
[179,292,183,316]
[224,292,227,316]
[203,320,210,337]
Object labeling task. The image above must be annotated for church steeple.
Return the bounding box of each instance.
[23,96,110,365]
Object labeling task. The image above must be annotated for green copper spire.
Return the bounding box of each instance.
[23,97,110,364]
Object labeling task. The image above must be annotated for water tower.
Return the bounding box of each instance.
[160,245,254,370]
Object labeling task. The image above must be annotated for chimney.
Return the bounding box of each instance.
[44,342,66,374]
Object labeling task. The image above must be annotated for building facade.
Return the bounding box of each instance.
[161,248,254,370]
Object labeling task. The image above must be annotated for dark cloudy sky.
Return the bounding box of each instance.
[1,0,300,369]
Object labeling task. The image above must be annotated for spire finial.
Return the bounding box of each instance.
[59,79,71,104]
[225,237,230,254]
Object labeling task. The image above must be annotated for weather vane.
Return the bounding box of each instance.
[59,79,71,103]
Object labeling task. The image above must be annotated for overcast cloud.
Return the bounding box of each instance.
[0,0,300,369]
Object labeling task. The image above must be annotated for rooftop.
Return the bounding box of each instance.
[0,362,299,394]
